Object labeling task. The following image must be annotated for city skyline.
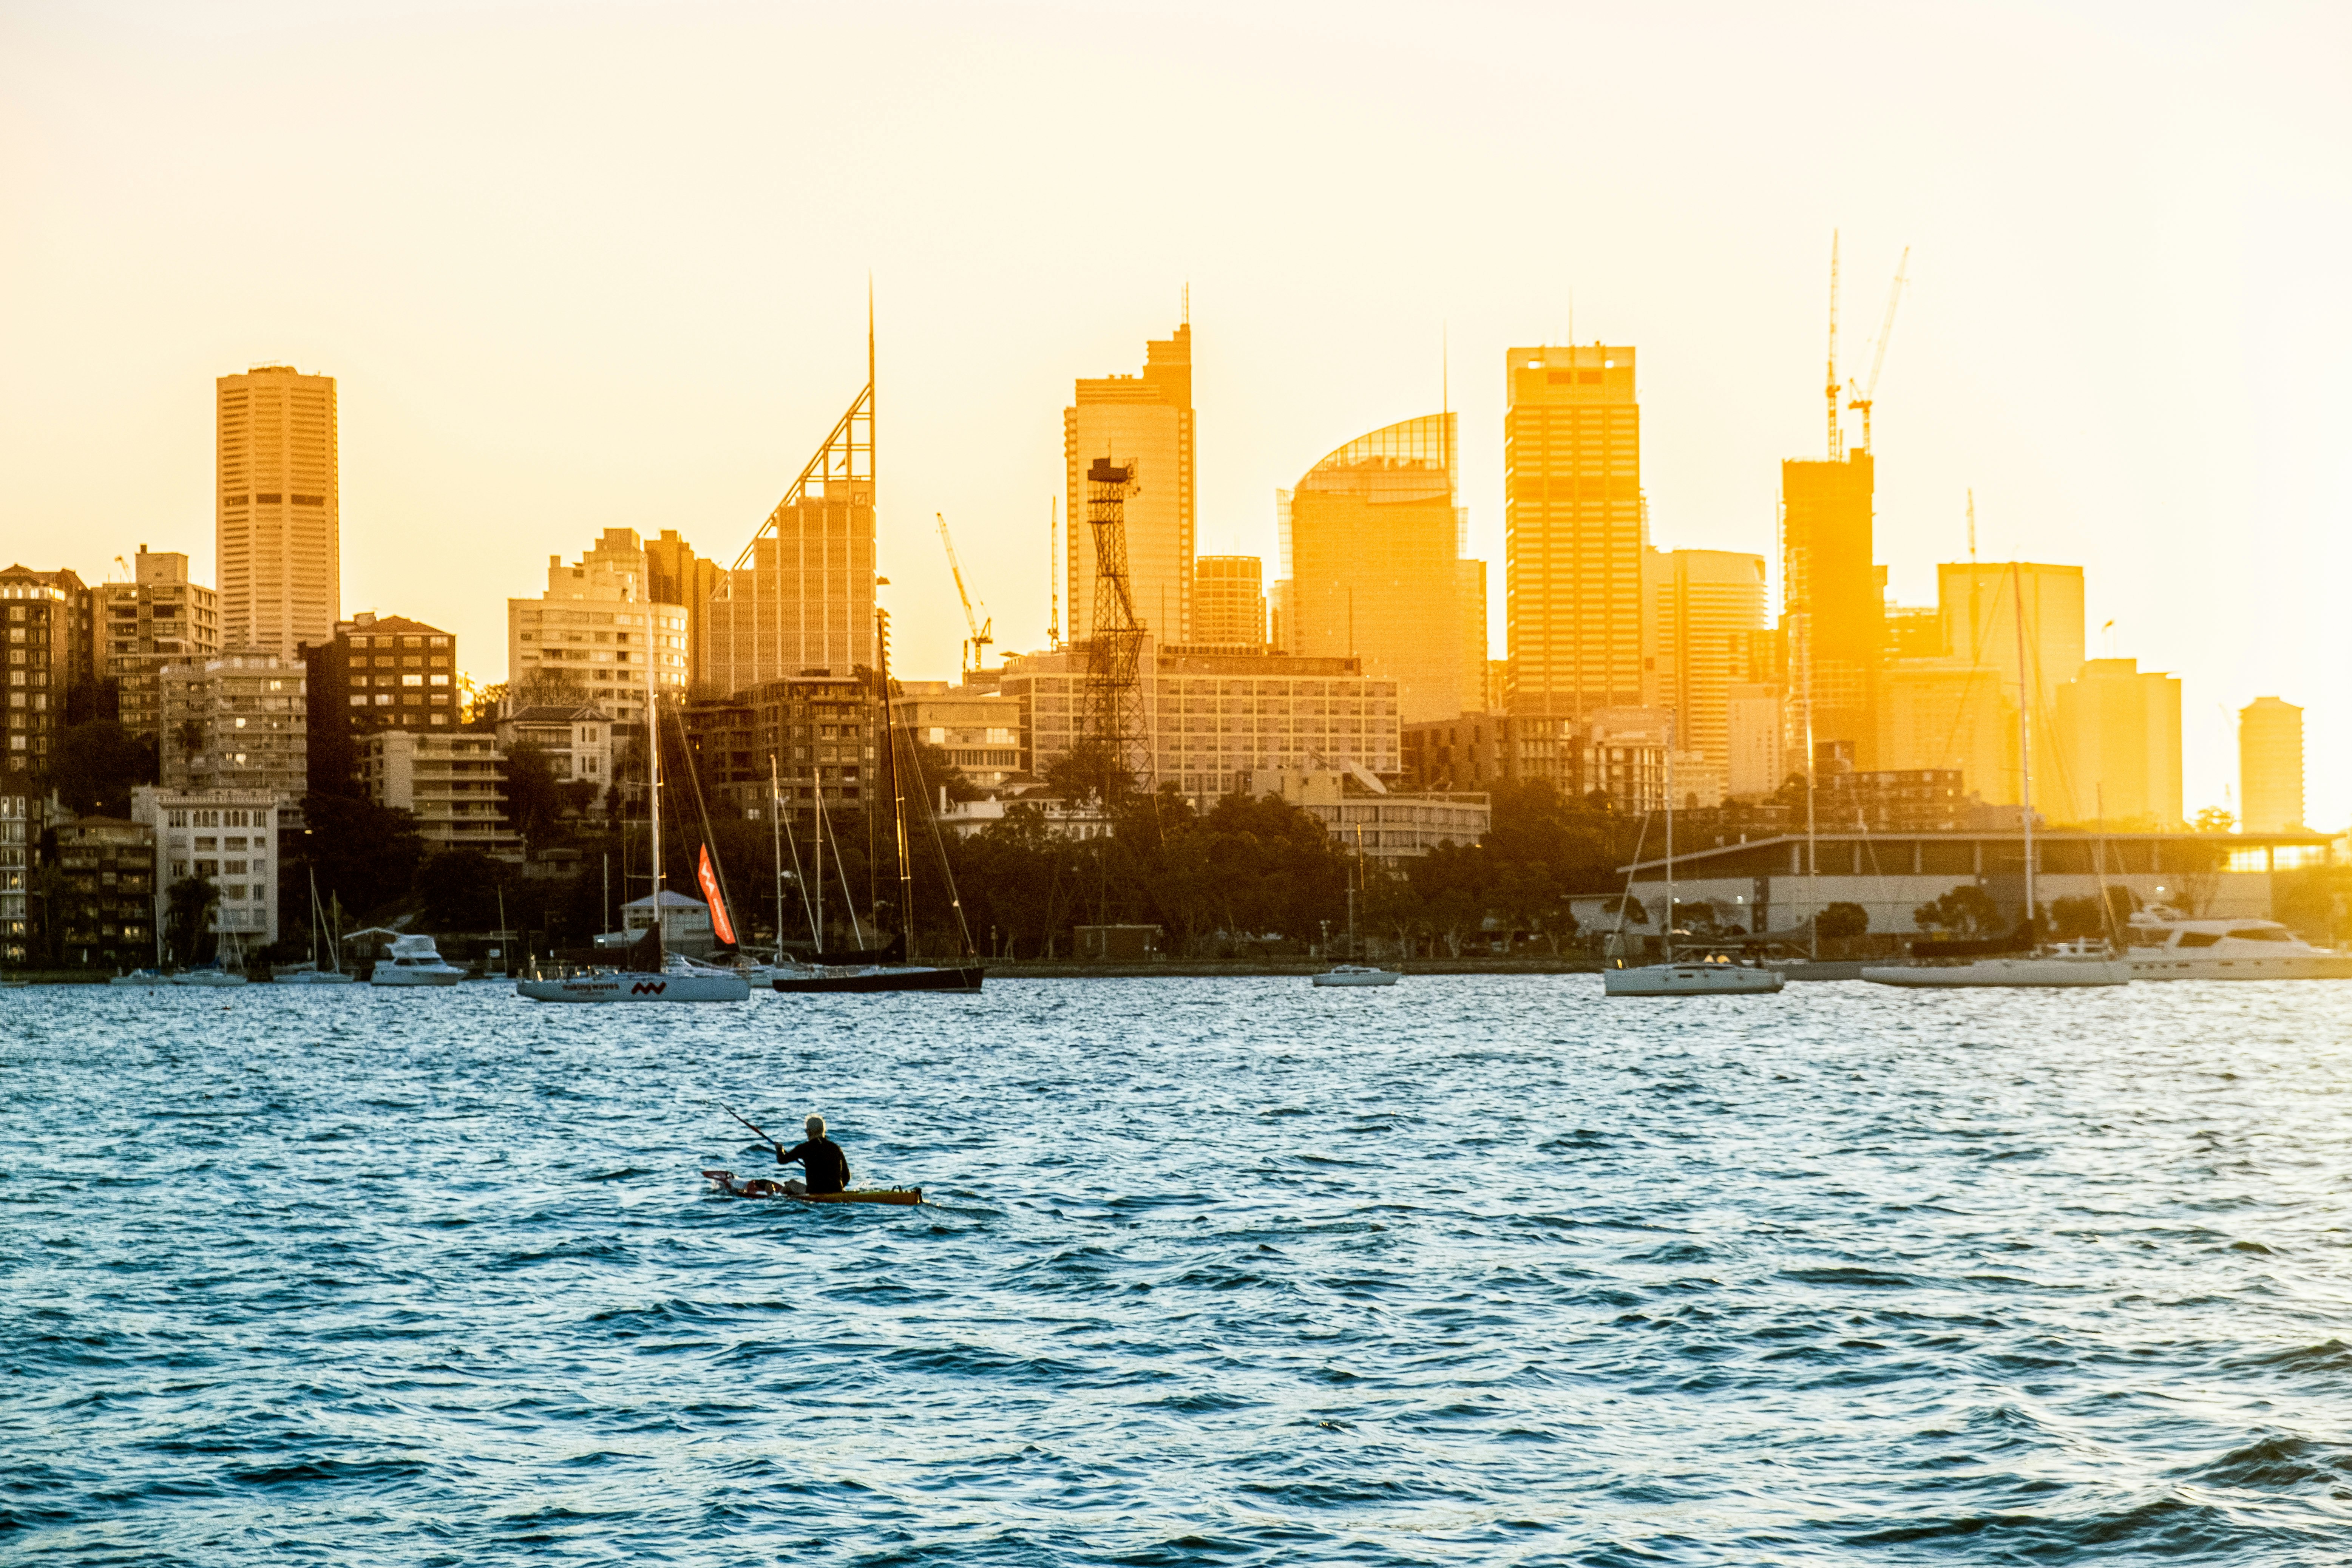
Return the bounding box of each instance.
[0,2,2343,822]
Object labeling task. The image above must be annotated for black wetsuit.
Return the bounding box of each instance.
[774,1137,849,1194]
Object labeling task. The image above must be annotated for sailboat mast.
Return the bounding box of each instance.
[880,624,914,959]
[771,755,784,957]
[645,593,663,964]
[1664,719,1675,963]
[2011,559,2034,933]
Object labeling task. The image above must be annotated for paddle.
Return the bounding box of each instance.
[715,1101,785,1159]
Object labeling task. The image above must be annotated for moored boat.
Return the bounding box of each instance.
[1312,964,1400,988]
[2124,913,2352,981]
[354,930,468,988]
[1861,938,2130,989]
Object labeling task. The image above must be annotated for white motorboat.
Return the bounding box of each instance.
[1312,964,1401,988]
[2125,914,2352,980]
[360,931,468,987]
[1862,938,2130,988]
[1605,956,1787,996]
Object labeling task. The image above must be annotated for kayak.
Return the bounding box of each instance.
[701,1169,920,1205]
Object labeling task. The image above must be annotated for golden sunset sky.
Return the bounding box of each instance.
[1,2,2345,821]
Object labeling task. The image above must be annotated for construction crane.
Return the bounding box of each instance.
[1846,247,1910,453]
[1824,230,1842,460]
[936,512,993,679]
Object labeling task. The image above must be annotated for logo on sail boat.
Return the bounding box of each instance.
[630,981,668,995]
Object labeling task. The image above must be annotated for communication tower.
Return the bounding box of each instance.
[1081,456,1149,792]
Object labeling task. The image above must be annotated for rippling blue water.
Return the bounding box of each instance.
[7,978,2352,1564]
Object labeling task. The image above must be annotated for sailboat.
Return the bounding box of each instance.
[279,870,356,984]
[517,612,751,1005]
[1313,822,1398,987]
[771,622,982,995]
[1604,718,1785,997]
[1861,561,2128,989]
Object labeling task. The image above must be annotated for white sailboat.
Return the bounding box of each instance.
[1313,822,1399,987]
[278,870,356,984]
[1862,560,2127,989]
[1605,720,1785,997]
[517,606,749,1004]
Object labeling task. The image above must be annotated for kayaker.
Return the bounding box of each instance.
[771,1113,850,1196]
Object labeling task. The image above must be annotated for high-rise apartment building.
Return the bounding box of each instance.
[93,549,221,740]
[1643,548,1768,779]
[1066,323,1193,643]
[132,786,284,943]
[159,652,308,804]
[0,567,95,707]
[1877,660,2014,806]
[217,366,339,657]
[508,529,689,735]
[643,530,723,695]
[1191,556,1266,650]
[1725,683,1786,799]
[302,613,458,797]
[0,575,79,780]
[2238,696,2304,833]
[1504,345,1646,721]
[1936,561,2084,804]
[360,731,516,854]
[1279,414,1484,724]
[1779,451,1881,771]
[2052,657,2182,828]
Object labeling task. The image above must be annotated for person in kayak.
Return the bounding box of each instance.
[771,1113,850,1196]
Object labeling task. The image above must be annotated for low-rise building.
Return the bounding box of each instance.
[621,888,716,956]
[1248,769,1489,863]
[496,703,615,802]
[129,787,282,945]
[676,674,883,817]
[897,687,1025,789]
[51,817,158,969]
[0,788,35,964]
[360,731,517,855]
[1402,711,1580,795]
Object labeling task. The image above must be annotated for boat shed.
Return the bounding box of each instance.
[1611,829,2333,936]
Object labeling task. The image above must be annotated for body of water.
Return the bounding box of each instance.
[6,978,2352,1564]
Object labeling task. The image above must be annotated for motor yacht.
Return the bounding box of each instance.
[2125,913,2352,980]
[1311,964,1400,988]
[362,931,468,988]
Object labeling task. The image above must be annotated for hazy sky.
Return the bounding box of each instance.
[3,1,2346,820]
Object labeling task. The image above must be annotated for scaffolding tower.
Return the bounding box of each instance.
[1081,457,1149,792]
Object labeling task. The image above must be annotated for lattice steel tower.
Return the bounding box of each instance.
[1082,457,1149,791]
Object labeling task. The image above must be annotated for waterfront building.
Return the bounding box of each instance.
[1935,561,2085,804]
[1191,555,1266,650]
[1780,450,1881,770]
[1277,413,1485,724]
[130,786,283,944]
[1504,344,1646,722]
[999,640,1399,805]
[93,549,219,739]
[1877,658,2014,805]
[1066,322,1193,643]
[1608,826,2331,936]
[216,365,338,657]
[0,572,79,776]
[159,651,306,804]
[2052,657,2184,828]
[359,731,517,854]
[495,704,615,807]
[2239,696,2304,833]
[50,817,157,969]
[1246,770,1490,864]
[1644,548,1769,781]
[302,613,457,797]
[0,790,34,963]
[507,528,689,736]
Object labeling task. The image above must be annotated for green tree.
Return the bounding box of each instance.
[165,875,219,964]
[1815,901,1871,940]
[301,793,427,917]
[49,720,158,818]
[504,743,563,846]
[415,848,505,932]
[1913,885,1998,935]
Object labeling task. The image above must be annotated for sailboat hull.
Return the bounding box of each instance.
[1605,962,1786,996]
[517,971,752,1003]
[772,964,984,995]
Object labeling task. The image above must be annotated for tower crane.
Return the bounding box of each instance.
[1846,247,1909,453]
[1824,230,1842,460]
[936,512,993,679]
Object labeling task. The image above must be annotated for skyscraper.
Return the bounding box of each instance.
[1279,413,1483,724]
[1503,345,1646,720]
[217,366,338,656]
[1190,555,1265,649]
[1779,450,1880,770]
[508,529,689,736]
[1066,323,1192,644]
[2239,696,2304,832]
[1643,548,1768,778]
[2052,658,2182,828]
